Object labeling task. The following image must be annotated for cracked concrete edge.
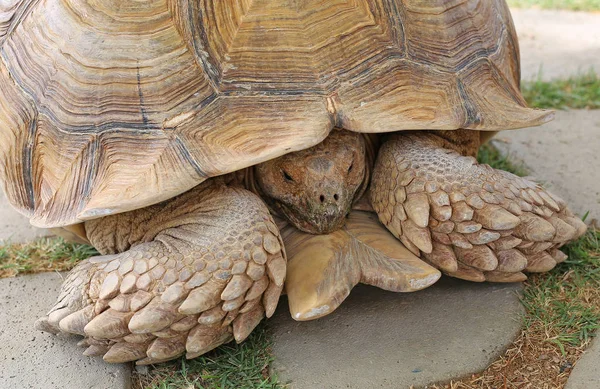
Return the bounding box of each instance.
[565,338,600,389]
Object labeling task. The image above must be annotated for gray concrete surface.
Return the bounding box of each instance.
[0,272,131,389]
[270,278,524,389]
[511,9,600,81]
[566,338,600,389]
[494,109,600,222]
[0,191,50,244]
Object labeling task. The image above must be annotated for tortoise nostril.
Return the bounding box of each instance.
[318,194,339,203]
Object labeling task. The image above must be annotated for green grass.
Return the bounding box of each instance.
[508,0,600,11]
[0,237,97,278]
[522,229,600,354]
[521,71,600,110]
[134,324,284,389]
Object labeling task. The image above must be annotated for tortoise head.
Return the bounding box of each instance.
[255,130,367,234]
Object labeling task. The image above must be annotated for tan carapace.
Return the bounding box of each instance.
[0,0,585,365]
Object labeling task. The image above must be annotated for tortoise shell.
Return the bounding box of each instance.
[0,0,552,228]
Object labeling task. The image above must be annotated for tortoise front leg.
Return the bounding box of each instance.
[370,131,587,282]
[282,211,440,321]
[35,180,285,364]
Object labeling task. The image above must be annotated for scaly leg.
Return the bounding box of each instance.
[371,132,586,282]
[35,180,285,364]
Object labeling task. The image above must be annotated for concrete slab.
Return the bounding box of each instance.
[510,9,600,81]
[0,272,131,389]
[494,109,600,222]
[566,338,600,389]
[0,191,50,244]
[270,277,524,389]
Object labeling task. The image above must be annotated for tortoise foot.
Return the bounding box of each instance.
[282,211,441,321]
[370,132,587,283]
[36,182,285,364]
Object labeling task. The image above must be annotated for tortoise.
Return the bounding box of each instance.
[0,0,587,365]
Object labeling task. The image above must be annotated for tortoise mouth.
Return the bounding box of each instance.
[273,200,349,235]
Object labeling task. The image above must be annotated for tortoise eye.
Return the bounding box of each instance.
[282,169,294,182]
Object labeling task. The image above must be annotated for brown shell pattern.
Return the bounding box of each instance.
[0,0,552,227]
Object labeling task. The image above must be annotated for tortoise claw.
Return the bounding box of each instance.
[371,132,587,283]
